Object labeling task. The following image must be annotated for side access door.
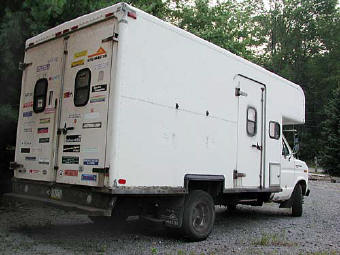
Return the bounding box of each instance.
[234,75,266,188]
[14,39,64,182]
[56,19,117,187]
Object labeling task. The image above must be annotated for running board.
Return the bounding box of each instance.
[223,187,281,194]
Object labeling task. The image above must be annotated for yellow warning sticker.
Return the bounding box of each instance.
[71,59,84,68]
[74,50,87,59]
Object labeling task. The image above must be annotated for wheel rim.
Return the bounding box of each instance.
[192,202,209,232]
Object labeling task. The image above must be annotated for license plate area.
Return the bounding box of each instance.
[50,187,63,200]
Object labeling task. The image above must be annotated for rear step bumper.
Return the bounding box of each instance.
[6,178,116,216]
[3,192,112,216]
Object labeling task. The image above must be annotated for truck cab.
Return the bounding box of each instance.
[272,134,309,209]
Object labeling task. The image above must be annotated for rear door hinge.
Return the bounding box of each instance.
[235,88,248,97]
[102,33,119,43]
[19,62,32,71]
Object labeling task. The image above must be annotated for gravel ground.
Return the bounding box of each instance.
[0,180,339,255]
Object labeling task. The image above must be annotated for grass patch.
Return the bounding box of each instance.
[252,231,296,247]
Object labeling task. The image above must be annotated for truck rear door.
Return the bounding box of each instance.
[56,19,117,187]
[14,39,64,182]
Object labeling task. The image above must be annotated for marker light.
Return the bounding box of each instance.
[118,179,126,184]
[128,11,137,19]
[105,12,114,18]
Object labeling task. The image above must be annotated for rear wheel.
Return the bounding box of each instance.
[181,190,215,241]
[291,184,303,217]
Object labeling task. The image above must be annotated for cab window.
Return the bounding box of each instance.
[33,78,48,113]
[282,140,290,156]
[74,68,91,107]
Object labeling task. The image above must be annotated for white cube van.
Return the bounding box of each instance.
[8,3,309,241]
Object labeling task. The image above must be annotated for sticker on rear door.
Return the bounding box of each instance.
[87,47,107,62]
[37,127,48,134]
[62,156,79,164]
[39,138,50,143]
[39,158,50,165]
[36,64,50,72]
[66,135,81,143]
[82,122,101,129]
[81,174,97,181]
[23,111,32,117]
[39,118,50,124]
[44,107,55,114]
[64,170,78,176]
[25,156,36,161]
[21,148,30,153]
[23,102,33,108]
[63,145,80,152]
[74,50,88,59]
[90,95,105,103]
[71,59,84,68]
[83,159,99,165]
[92,84,107,92]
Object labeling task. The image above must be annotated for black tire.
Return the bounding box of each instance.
[291,184,303,217]
[181,190,215,241]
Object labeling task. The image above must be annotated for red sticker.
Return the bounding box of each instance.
[64,91,72,98]
[23,102,33,108]
[64,170,78,176]
[37,127,48,134]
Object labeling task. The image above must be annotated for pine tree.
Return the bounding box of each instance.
[321,86,340,176]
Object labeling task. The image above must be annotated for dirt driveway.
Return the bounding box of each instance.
[0,180,339,255]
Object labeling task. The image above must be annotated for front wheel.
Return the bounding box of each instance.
[181,190,215,241]
[291,184,303,217]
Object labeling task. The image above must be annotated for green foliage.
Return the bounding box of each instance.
[321,86,340,176]
[169,0,265,61]
[258,0,340,161]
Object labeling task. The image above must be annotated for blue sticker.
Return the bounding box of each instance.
[25,156,36,161]
[23,111,33,117]
[83,159,99,165]
[81,174,97,181]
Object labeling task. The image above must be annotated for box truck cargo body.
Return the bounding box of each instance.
[8,3,309,240]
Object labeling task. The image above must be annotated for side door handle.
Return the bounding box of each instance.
[252,143,262,151]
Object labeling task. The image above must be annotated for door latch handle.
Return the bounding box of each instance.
[57,123,74,135]
[63,127,74,135]
[252,143,262,151]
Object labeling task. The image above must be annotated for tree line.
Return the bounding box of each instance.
[0,0,339,175]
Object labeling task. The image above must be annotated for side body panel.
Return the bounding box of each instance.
[111,8,306,191]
